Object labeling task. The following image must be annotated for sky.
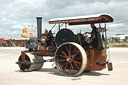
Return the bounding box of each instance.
[0,0,128,38]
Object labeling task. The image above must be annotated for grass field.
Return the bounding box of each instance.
[107,43,128,47]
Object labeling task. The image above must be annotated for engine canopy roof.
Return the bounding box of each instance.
[49,13,114,25]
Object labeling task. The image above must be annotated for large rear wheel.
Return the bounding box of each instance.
[55,42,87,76]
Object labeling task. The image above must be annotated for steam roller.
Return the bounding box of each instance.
[16,14,114,76]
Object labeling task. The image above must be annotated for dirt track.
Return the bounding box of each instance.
[0,47,128,85]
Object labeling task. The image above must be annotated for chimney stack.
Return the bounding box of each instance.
[36,17,42,42]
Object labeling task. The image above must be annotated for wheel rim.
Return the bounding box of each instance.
[55,42,87,76]
[18,55,31,71]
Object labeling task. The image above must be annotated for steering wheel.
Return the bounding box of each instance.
[84,32,93,43]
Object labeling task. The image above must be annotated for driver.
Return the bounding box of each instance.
[84,23,98,48]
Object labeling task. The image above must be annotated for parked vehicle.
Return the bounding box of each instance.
[16,14,114,76]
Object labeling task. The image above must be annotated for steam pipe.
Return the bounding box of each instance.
[36,17,42,42]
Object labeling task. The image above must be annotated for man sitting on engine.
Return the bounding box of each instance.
[84,23,99,48]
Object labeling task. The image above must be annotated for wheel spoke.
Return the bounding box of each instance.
[64,62,68,71]
[58,59,66,62]
[72,50,80,57]
[61,62,67,67]
[59,55,66,58]
[73,60,80,70]
[65,45,71,56]
[69,45,71,56]
[62,50,67,57]
[70,63,75,72]
[72,60,81,65]
[73,48,76,54]
[65,46,69,54]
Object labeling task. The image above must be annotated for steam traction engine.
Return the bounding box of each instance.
[16,14,113,76]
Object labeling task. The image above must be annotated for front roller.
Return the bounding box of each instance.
[17,53,44,72]
[55,42,87,76]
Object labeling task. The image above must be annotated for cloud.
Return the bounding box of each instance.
[0,0,128,37]
[108,23,124,28]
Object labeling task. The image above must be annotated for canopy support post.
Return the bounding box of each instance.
[65,23,67,28]
[50,24,56,31]
[58,23,60,30]
[105,22,107,48]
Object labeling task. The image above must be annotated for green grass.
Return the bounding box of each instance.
[107,43,128,47]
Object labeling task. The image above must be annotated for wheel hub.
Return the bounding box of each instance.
[66,57,71,62]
